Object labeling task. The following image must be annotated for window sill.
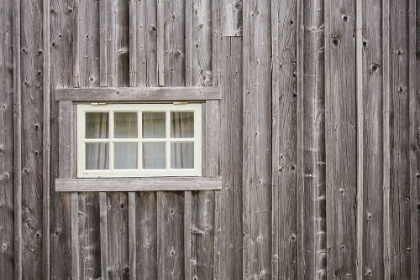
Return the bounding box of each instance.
[55,177,222,192]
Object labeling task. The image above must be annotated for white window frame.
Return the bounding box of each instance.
[76,103,202,178]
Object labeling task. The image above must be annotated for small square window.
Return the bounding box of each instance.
[76,103,202,178]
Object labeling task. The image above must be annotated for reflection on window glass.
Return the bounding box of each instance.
[171,142,194,169]
[114,112,138,138]
[114,142,138,169]
[143,142,166,169]
[142,112,166,138]
[86,112,109,139]
[85,143,109,169]
[171,112,194,138]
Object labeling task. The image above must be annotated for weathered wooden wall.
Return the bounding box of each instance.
[0,0,419,279]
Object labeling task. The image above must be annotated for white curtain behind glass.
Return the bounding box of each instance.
[85,111,195,171]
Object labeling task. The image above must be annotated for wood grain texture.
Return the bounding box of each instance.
[99,192,109,280]
[56,178,222,192]
[220,0,242,36]
[157,0,165,86]
[20,0,45,278]
[389,0,411,278]
[55,86,222,101]
[271,0,297,278]
[325,0,358,278]
[242,0,272,278]
[136,192,158,279]
[99,0,108,86]
[71,193,80,280]
[50,1,75,277]
[220,37,243,280]
[362,0,385,278]
[128,194,136,280]
[301,0,326,278]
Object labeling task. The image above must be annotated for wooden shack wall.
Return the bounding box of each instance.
[0,0,419,279]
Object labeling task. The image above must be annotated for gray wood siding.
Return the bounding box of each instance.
[1,0,419,279]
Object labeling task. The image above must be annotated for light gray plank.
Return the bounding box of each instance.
[136,192,157,279]
[73,0,80,87]
[220,37,243,280]
[325,0,358,278]
[71,193,80,280]
[184,191,192,280]
[242,0,272,278]
[99,192,109,280]
[20,0,45,277]
[271,0,298,278]
[115,0,129,87]
[128,192,136,280]
[382,0,391,278]
[356,0,364,278]
[56,178,222,192]
[0,0,15,278]
[107,0,116,86]
[99,0,108,86]
[301,0,327,278]
[129,0,136,87]
[220,0,242,36]
[55,86,222,101]
[43,0,51,277]
[157,0,164,86]
[362,0,385,278]
[58,102,73,178]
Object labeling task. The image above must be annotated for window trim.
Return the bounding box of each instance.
[55,86,222,192]
[76,103,203,178]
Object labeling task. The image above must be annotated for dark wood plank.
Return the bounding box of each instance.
[389,0,411,278]
[55,86,222,101]
[242,0,272,278]
[20,0,45,277]
[0,0,16,278]
[136,192,157,279]
[271,0,297,278]
[50,0,75,277]
[362,0,385,278]
[415,0,420,277]
[220,36,243,280]
[324,0,358,278]
[56,178,222,192]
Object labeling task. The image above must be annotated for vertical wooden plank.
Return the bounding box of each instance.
[73,0,80,87]
[0,0,15,278]
[115,0,129,87]
[382,0,391,278]
[301,0,327,278]
[220,0,242,36]
[389,0,411,278]
[99,192,109,280]
[213,190,222,280]
[356,0,364,278]
[157,192,185,280]
[271,0,297,278]
[129,0,137,87]
[128,192,136,280]
[416,0,420,277]
[324,0,358,278]
[50,0,75,277]
[42,0,51,277]
[20,0,45,277]
[71,193,80,280]
[157,0,165,86]
[362,0,385,278]
[107,0,116,86]
[99,0,108,86]
[12,0,22,278]
[408,0,418,279]
[136,192,157,279]
[183,191,192,280]
[107,192,129,279]
[243,0,272,278]
[135,0,158,87]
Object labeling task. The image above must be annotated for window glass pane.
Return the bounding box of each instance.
[114,112,138,138]
[86,112,109,139]
[143,142,166,169]
[86,143,109,169]
[171,112,194,138]
[142,112,166,138]
[114,143,138,169]
[171,142,194,169]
